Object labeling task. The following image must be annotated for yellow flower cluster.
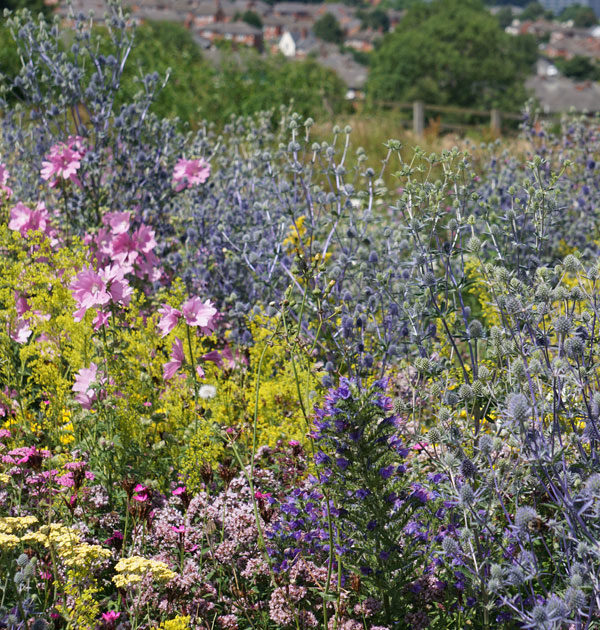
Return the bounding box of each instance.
[0,533,20,550]
[0,515,38,534]
[113,556,176,589]
[158,616,191,630]
[0,473,9,484]
[20,523,110,568]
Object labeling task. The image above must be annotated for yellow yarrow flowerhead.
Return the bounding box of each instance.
[113,556,176,589]
[0,533,20,550]
[0,515,38,534]
[158,616,191,630]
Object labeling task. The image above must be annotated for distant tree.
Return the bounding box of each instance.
[560,4,597,27]
[357,8,390,31]
[367,0,536,110]
[313,13,344,44]
[496,6,514,29]
[0,0,50,16]
[240,10,263,29]
[520,1,552,21]
[555,54,600,80]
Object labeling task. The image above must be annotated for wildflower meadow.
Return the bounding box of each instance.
[3,4,600,630]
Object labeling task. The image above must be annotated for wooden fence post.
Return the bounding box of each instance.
[490,109,502,136]
[413,100,425,137]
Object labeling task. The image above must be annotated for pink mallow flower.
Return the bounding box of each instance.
[70,265,132,325]
[0,163,12,198]
[157,304,182,338]
[8,319,32,345]
[40,139,85,188]
[72,363,99,409]
[173,157,210,192]
[8,201,51,238]
[70,267,111,321]
[163,337,185,381]
[181,297,217,331]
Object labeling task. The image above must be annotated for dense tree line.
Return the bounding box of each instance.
[367,0,537,111]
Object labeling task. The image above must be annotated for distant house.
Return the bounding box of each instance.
[263,14,294,41]
[316,3,360,35]
[387,9,404,29]
[278,27,315,57]
[345,29,379,52]
[195,20,263,49]
[272,2,320,21]
[526,74,600,111]
[189,0,224,27]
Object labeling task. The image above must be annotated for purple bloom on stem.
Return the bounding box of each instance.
[336,457,350,470]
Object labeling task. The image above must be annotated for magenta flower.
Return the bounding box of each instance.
[0,163,12,198]
[8,201,51,238]
[172,157,210,192]
[133,484,149,502]
[101,611,121,625]
[157,304,182,337]
[171,525,186,534]
[163,337,185,381]
[72,363,99,409]
[41,141,83,188]
[181,297,217,330]
[172,486,186,496]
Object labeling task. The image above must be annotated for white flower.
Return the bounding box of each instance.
[199,385,217,400]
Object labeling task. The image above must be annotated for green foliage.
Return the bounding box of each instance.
[559,3,598,26]
[313,12,344,44]
[520,1,553,20]
[357,7,390,31]
[239,9,263,28]
[96,20,347,127]
[495,5,513,29]
[367,0,536,111]
[555,54,600,80]
[0,0,49,16]
[0,20,21,98]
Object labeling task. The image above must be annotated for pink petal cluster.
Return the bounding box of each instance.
[72,362,100,409]
[163,337,185,381]
[8,201,54,239]
[173,157,210,192]
[93,211,161,284]
[8,319,32,345]
[0,163,12,198]
[101,611,121,625]
[8,293,51,345]
[158,298,218,338]
[70,264,132,328]
[133,483,150,502]
[40,136,86,188]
